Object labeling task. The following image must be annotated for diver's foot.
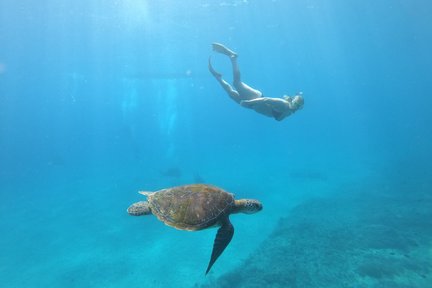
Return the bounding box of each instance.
[208,57,222,79]
[212,43,238,58]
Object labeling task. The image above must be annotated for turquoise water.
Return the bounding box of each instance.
[1,1,431,287]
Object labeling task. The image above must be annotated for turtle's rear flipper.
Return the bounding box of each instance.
[205,218,234,275]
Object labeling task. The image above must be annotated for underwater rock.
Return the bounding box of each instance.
[200,190,432,288]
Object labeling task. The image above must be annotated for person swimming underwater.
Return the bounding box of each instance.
[208,42,304,121]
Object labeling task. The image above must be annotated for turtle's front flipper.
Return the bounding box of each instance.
[205,218,234,275]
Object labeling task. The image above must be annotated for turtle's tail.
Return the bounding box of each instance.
[127,201,152,216]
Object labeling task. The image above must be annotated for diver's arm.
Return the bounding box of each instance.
[240,97,267,108]
[242,97,287,111]
[266,98,289,111]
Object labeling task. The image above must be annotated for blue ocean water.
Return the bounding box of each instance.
[0,1,431,287]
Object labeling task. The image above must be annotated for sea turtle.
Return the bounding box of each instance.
[127,183,263,274]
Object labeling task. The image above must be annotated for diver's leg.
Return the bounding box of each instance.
[211,43,242,87]
[230,56,241,85]
[230,55,263,99]
[209,57,241,103]
[208,56,222,78]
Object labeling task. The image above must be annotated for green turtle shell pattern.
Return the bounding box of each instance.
[148,184,234,231]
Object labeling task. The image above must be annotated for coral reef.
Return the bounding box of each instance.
[200,187,432,288]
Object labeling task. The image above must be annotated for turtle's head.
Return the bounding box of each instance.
[234,199,263,214]
[127,201,152,216]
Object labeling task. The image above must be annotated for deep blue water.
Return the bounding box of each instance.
[1,1,431,287]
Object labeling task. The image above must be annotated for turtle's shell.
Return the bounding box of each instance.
[148,184,234,231]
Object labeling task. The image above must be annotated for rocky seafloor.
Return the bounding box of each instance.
[199,184,432,288]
